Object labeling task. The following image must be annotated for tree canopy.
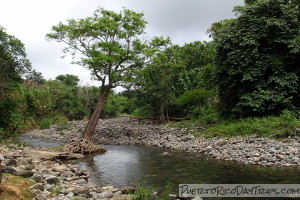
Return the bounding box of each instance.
[0,26,31,133]
[214,0,300,117]
[46,8,147,88]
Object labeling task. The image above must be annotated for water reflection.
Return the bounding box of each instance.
[70,145,300,189]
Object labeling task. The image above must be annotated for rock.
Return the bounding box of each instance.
[24,164,35,170]
[36,194,48,200]
[276,154,286,160]
[66,192,75,198]
[30,183,44,191]
[162,152,171,156]
[99,191,114,198]
[114,191,123,197]
[4,159,17,167]
[75,170,85,176]
[74,178,87,185]
[32,174,42,183]
[74,197,88,200]
[72,187,90,195]
[14,169,34,177]
[24,150,84,160]
[287,147,297,154]
[45,176,58,184]
[114,194,134,200]
[44,184,56,191]
[43,160,55,166]
[52,164,68,172]
[269,148,277,154]
[2,166,17,174]
[16,157,32,166]
[121,186,135,194]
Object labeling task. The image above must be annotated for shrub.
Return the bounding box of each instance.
[133,185,156,200]
[132,105,155,117]
[39,118,52,129]
[191,106,219,124]
[198,111,300,138]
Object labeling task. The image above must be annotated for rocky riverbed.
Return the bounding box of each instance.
[0,145,137,200]
[24,117,300,167]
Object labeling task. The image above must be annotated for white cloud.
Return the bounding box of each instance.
[0,0,244,87]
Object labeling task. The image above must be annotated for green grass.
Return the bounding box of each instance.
[52,186,63,194]
[196,111,300,138]
[167,110,300,139]
[133,184,171,200]
[1,173,35,200]
[39,118,53,129]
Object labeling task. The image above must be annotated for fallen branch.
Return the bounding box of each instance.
[130,116,191,122]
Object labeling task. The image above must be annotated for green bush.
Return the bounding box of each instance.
[197,110,300,138]
[133,185,156,200]
[133,183,172,200]
[132,105,154,117]
[39,118,52,129]
[191,106,219,124]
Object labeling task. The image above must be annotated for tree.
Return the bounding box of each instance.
[129,40,217,120]
[46,80,85,120]
[0,26,31,134]
[46,8,147,151]
[56,74,79,87]
[25,69,45,85]
[214,0,300,117]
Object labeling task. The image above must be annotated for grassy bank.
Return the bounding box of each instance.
[169,111,300,139]
[0,173,35,200]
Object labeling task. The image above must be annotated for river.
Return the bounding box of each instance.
[21,136,300,200]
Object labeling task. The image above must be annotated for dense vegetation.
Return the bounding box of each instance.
[1,0,299,139]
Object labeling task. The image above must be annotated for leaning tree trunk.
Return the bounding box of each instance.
[83,86,111,141]
[64,85,111,154]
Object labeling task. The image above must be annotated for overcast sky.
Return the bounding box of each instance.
[0,0,244,87]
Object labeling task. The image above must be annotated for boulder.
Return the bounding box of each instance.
[16,157,32,166]
[99,191,114,198]
[71,187,90,195]
[30,183,44,191]
[4,159,17,167]
[45,176,59,184]
[14,169,34,177]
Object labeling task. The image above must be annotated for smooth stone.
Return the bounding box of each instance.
[72,187,90,195]
[45,176,59,184]
[99,191,114,198]
[30,183,44,191]
[162,152,170,156]
[4,159,17,167]
[36,194,48,200]
[14,169,34,177]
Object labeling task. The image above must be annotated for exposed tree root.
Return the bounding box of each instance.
[63,139,107,154]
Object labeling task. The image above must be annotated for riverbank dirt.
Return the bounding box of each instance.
[24,117,300,167]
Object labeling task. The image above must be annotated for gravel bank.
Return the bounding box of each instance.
[24,117,300,167]
[0,145,136,200]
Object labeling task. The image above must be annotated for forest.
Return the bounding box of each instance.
[1,0,300,140]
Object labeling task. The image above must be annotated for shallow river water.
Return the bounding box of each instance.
[21,136,300,200]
